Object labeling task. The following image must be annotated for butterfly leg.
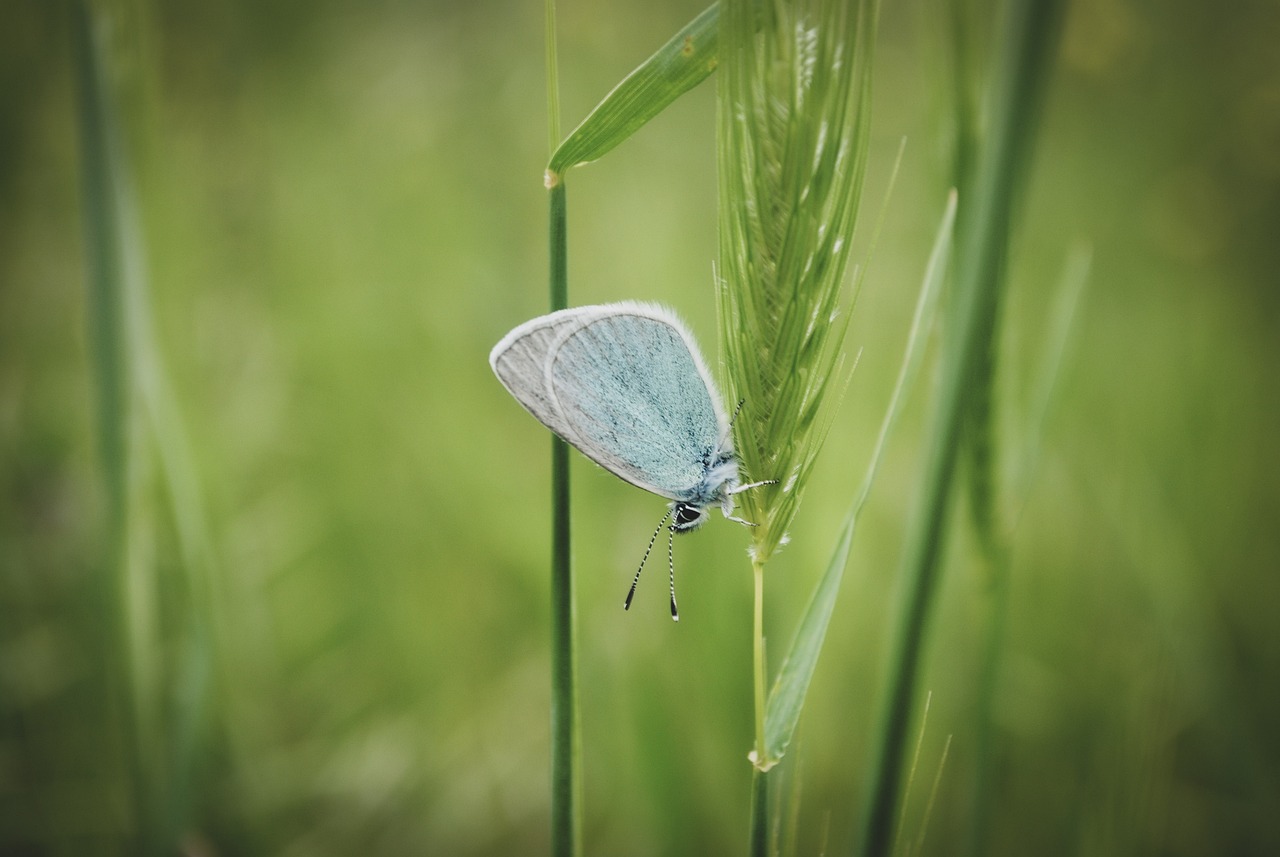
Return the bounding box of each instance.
[728,479,779,495]
[722,477,779,526]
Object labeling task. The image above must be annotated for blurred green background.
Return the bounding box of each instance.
[3,0,1279,854]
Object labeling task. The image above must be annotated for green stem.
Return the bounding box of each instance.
[752,558,767,766]
[854,2,1065,855]
[749,766,769,857]
[545,0,577,850]
[545,0,561,152]
[71,2,152,850]
[749,559,771,854]
[547,179,579,857]
[966,548,1011,857]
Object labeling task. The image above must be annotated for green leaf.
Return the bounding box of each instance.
[762,190,957,765]
[763,502,856,762]
[547,4,718,177]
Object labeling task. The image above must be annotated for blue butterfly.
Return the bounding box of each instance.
[490,302,771,619]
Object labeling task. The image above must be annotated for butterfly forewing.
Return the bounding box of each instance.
[546,310,725,500]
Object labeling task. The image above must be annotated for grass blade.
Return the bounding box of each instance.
[72,1,142,846]
[548,5,718,177]
[73,1,221,850]
[763,192,955,765]
[911,733,952,857]
[1013,242,1092,516]
[854,3,1068,855]
[764,505,854,764]
[892,691,933,856]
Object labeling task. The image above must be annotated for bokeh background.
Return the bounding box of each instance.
[3,0,1279,854]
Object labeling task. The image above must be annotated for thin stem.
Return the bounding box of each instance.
[752,558,767,766]
[966,546,1010,857]
[748,557,771,853]
[72,2,151,850]
[547,180,578,857]
[749,766,769,857]
[546,1,577,846]
[545,0,561,151]
[548,182,567,311]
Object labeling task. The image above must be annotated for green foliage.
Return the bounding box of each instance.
[549,5,719,178]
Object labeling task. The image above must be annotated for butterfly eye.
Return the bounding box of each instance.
[672,504,706,530]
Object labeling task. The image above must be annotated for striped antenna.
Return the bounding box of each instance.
[625,507,673,611]
[667,524,679,621]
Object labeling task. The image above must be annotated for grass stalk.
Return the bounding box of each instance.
[547,181,579,857]
[966,543,1011,856]
[545,2,579,852]
[72,2,147,848]
[718,0,876,850]
[854,2,1066,855]
[752,559,767,766]
[545,0,561,152]
[749,765,769,857]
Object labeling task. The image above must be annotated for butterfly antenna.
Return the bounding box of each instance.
[719,398,747,449]
[667,523,679,621]
[626,508,673,611]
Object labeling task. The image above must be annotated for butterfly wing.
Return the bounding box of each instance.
[543,304,729,500]
[490,307,583,436]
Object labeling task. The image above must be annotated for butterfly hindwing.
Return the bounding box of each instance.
[490,310,583,443]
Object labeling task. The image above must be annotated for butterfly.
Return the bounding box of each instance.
[490,302,771,619]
